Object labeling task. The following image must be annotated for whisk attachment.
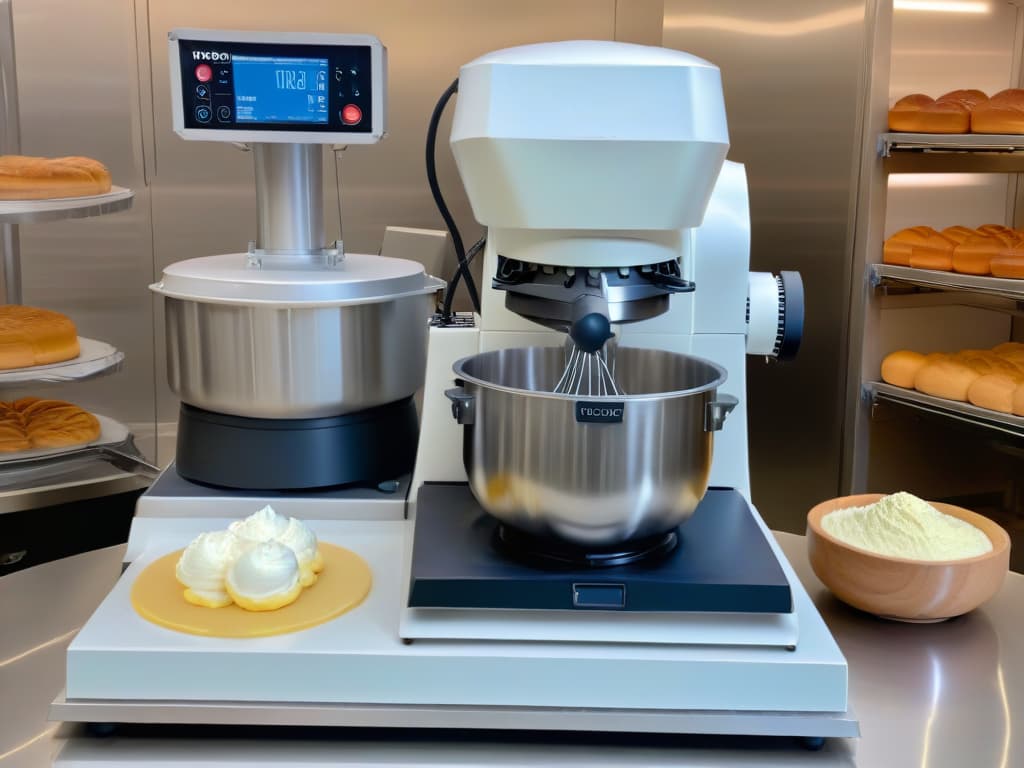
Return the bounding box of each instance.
[553,341,625,397]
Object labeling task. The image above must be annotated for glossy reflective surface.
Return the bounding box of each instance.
[164,292,432,418]
[453,347,727,546]
[5,534,1024,766]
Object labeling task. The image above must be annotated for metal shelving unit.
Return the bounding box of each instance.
[880,132,1024,156]
[869,264,1024,302]
[867,382,1024,440]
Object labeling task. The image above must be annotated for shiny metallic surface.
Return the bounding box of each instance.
[451,346,729,546]
[253,143,325,255]
[663,2,867,532]
[164,292,432,419]
[10,535,1024,765]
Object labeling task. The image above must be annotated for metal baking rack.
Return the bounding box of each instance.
[869,264,1024,302]
[879,133,1024,173]
[867,381,1024,440]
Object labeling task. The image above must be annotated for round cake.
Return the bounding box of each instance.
[0,305,80,370]
[0,397,100,452]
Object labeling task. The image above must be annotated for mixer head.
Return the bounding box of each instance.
[449,41,730,349]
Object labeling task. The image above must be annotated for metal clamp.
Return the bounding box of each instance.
[445,386,475,425]
[705,394,738,432]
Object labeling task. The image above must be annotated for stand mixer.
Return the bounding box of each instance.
[53,33,857,748]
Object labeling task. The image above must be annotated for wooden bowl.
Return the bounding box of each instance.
[807,494,1010,622]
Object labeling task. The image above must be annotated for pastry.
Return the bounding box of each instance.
[229,505,289,550]
[971,89,1024,133]
[941,225,976,245]
[913,359,980,401]
[952,232,1014,275]
[0,397,100,452]
[968,373,1020,413]
[175,531,243,608]
[884,226,955,270]
[937,89,988,110]
[0,155,111,200]
[881,350,927,388]
[0,305,79,369]
[225,541,303,612]
[891,97,970,133]
[990,254,1024,278]
[888,94,971,133]
[276,516,323,587]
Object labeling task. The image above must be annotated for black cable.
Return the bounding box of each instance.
[425,78,481,317]
[443,234,486,318]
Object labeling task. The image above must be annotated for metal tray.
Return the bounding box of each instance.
[0,186,133,224]
[867,381,1024,439]
[0,337,123,385]
[0,413,158,486]
[870,264,1024,301]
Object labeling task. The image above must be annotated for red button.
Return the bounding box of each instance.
[341,104,362,125]
[195,64,213,83]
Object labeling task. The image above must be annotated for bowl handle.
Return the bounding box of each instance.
[445,386,476,425]
[705,394,738,432]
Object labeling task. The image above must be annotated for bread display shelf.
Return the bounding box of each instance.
[867,381,1024,439]
[0,186,133,224]
[870,264,1024,301]
[0,337,123,384]
[0,412,158,486]
[880,133,1024,156]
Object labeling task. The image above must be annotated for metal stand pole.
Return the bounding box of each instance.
[252,143,325,258]
[0,0,22,305]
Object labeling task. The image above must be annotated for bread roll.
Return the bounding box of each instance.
[971,100,1024,134]
[0,305,79,370]
[992,341,1024,356]
[881,350,927,388]
[1013,383,1024,416]
[989,89,1024,106]
[0,397,100,453]
[941,225,977,244]
[913,359,980,401]
[968,373,1019,413]
[889,94,935,132]
[884,226,955,271]
[0,155,111,200]
[990,254,1024,278]
[938,89,988,109]
[952,232,1014,275]
[978,224,1015,237]
[916,100,971,133]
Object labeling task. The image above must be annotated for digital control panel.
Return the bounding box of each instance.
[169,30,386,143]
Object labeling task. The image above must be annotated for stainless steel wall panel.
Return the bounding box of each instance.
[10,0,157,459]
[145,0,619,445]
[664,2,868,530]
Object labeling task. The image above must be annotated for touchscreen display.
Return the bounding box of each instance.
[232,55,329,124]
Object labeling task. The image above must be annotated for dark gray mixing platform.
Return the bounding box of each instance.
[409,484,792,613]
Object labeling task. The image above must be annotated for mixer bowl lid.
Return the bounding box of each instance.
[151,253,444,307]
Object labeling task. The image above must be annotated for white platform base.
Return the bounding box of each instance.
[63,517,849,727]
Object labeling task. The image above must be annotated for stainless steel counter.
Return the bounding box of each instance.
[2,533,1021,767]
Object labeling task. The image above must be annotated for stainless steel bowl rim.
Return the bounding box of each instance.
[452,347,728,402]
[150,278,444,309]
[151,252,445,308]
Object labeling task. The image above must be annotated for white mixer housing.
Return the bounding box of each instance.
[450,41,729,267]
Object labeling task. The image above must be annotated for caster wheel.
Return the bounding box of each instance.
[801,736,825,751]
[87,722,118,737]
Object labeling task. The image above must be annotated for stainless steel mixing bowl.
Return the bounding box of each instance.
[163,293,434,419]
[446,346,737,547]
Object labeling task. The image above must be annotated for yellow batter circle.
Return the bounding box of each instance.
[130,543,372,638]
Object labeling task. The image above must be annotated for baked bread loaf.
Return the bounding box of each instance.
[941,225,977,244]
[0,155,111,200]
[938,89,988,109]
[881,350,927,388]
[990,253,1024,278]
[883,226,955,270]
[952,232,1014,275]
[913,359,980,401]
[0,397,100,453]
[888,94,970,133]
[971,89,1024,134]
[0,305,79,369]
[968,373,1020,413]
